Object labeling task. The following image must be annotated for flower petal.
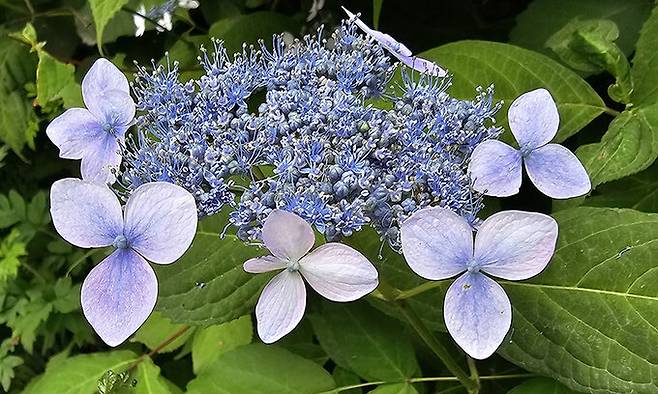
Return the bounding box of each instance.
[474,210,558,280]
[124,182,198,264]
[508,88,559,151]
[82,58,130,116]
[400,207,471,280]
[45,108,104,160]
[399,55,447,77]
[255,270,306,344]
[444,272,511,360]
[81,249,157,347]
[299,243,378,302]
[90,90,135,130]
[244,255,287,273]
[80,135,122,184]
[261,210,315,261]
[525,143,591,199]
[50,178,123,248]
[468,140,522,197]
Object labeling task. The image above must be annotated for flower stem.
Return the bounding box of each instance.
[128,325,191,371]
[325,374,535,393]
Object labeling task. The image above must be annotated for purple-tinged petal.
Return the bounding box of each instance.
[444,272,511,360]
[46,108,104,160]
[50,178,123,248]
[261,210,315,261]
[400,207,471,280]
[509,88,559,151]
[369,30,413,57]
[82,58,130,115]
[81,249,157,347]
[468,140,523,197]
[256,270,306,344]
[244,256,287,273]
[124,182,198,264]
[399,55,447,78]
[299,243,378,302]
[88,90,135,130]
[525,143,591,199]
[80,135,123,184]
[474,210,558,280]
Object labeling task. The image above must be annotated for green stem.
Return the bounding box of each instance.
[603,106,621,117]
[327,374,536,393]
[22,261,46,282]
[395,281,443,300]
[467,356,480,392]
[396,300,479,393]
[128,325,191,371]
[66,248,103,276]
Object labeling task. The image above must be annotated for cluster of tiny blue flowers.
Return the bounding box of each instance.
[120,21,502,247]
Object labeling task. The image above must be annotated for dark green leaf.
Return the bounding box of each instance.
[631,5,658,106]
[508,377,577,394]
[191,315,252,373]
[421,41,605,143]
[310,301,419,381]
[584,161,658,212]
[88,0,131,48]
[186,344,335,394]
[369,383,418,394]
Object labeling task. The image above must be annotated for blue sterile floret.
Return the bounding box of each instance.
[120,20,502,248]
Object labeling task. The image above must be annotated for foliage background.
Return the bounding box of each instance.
[0,0,657,393]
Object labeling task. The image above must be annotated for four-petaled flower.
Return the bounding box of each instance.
[468,88,591,199]
[46,59,135,184]
[50,178,197,346]
[400,207,557,359]
[244,210,379,343]
[342,7,447,77]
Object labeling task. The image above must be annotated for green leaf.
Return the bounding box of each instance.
[208,12,301,55]
[131,312,195,353]
[576,103,658,189]
[373,0,384,29]
[508,377,577,394]
[510,0,651,58]
[0,229,26,285]
[191,315,252,373]
[36,52,78,107]
[88,0,131,49]
[310,301,419,381]
[631,5,658,106]
[584,161,658,212]
[155,213,270,326]
[421,41,605,143]
[369,383,418,394]
[23,351,137,394]
[186,344,335,394]
[332,367,361,394]
[133,358,177,394]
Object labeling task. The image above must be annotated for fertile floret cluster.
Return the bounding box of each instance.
[120,21,501,247]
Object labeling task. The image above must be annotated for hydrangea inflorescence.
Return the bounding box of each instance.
[120,20,502,247]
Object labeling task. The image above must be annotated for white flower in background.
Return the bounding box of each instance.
[134,0,199,37]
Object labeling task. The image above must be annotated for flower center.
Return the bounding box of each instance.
[286,259,300,272]
[466,258,480,274]
[113,235,129,249]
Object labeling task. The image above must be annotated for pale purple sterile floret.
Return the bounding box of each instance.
[243,210,379,343]
[342,6,447,77]
[468,88,591,199]
[49,178,197,346]
[400,207,558,359]
[46,59,135,184]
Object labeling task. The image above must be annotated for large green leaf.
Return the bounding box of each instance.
[576,103,658,189]
[155,214,270,326]
[88,0,131,48]
[510,0,651,58]
[191,315,252,373]
[508,377,577,394]
[186,344,335,394]
[23,351,136,394]
[208,12,301,56]
[584,161,658,212]
[134,358,178,394]
[421,41,605,143]
[631,5,658,106]
[310,301,419,382]
[131,312,195,353]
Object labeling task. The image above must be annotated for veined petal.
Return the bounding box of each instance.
[89,90,135,130]
[444,272,511,360]
[299,243,378,302]
[244,255,287,273]
[50,178,123,248]
[468,140,523,197]
[400,207,471,280]
[255,270,306,344]
[46,108,104,160]
[509,88,559,151]
[81,249,157,347]
[475,210,558,280]
[82,58,130,115]
[399,55,447,77]
[124,182,198,264]
[261,210,315,262]
[80,135,123,185]
[525,143,591,199]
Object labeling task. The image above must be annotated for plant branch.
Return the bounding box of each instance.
[128,325,191,371]
[327,374,536,393]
